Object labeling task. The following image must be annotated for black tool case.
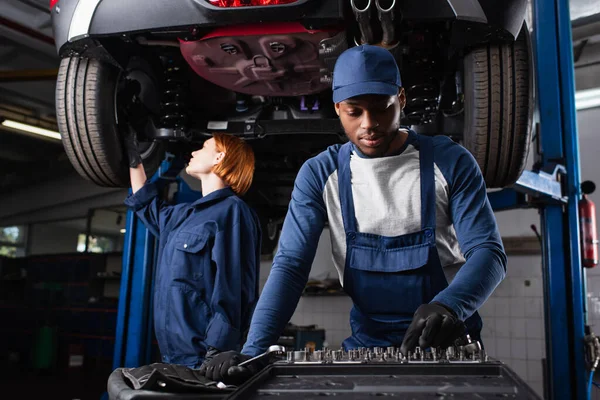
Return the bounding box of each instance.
[226,361,542,400]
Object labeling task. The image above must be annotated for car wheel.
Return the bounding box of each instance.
[462,23,533,188]
[56,56,164,188]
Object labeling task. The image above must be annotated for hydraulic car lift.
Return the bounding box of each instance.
[111,0,592,398]
[488,0,588,398]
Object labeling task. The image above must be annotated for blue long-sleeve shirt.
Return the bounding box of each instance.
[242,130,506,356]
[124,181,261,367]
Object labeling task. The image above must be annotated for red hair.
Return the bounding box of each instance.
[212,133,255,196]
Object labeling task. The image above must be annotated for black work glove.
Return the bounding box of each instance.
[198,351,265,385]
[198,346,220,369]
[400,302,466,355]
[120,80,146,168]
[123,125,143,168]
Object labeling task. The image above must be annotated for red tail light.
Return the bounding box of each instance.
[208,0,298,7]
[50,0,59,8]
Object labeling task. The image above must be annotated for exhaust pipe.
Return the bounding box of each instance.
[351,0,375,45]
[376,0,397,47]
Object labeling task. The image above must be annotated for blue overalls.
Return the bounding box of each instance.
[125,184,261,368]
[337,134,482,349]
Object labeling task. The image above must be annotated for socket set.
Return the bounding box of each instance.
[228,350,541,400]
[280,337,487,365]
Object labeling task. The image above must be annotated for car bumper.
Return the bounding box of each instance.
[51,0,527,56]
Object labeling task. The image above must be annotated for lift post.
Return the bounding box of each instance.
[489,0,587,398]
[535,0,587,397]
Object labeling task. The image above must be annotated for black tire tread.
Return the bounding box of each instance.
[56,57,164,188]
[463,28,532,188]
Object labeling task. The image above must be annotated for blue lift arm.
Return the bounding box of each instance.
[534,0,586,398]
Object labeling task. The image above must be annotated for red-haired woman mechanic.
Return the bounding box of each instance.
[124,132,261,369]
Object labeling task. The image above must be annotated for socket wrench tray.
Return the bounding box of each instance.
[225,362,542,399]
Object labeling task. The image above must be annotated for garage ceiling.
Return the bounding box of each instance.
[0,0,599,196]
[0,0,68,195]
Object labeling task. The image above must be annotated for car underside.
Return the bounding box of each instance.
[51,0,533,253]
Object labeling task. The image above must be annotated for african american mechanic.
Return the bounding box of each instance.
[200,45,507,383]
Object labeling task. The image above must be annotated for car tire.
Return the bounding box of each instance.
[56,56,164,188]
[462,24,533,188]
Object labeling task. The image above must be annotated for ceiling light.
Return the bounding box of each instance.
[1,119,61,140]
[120,229,126,234]
[575,88,600,111]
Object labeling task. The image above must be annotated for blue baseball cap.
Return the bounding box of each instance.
[332,45,402,104]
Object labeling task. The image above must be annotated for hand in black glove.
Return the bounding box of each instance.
[400,302,466,355]
[120,80,147,169]
[200,346,221,366]
[123,125,143,168]
[198,351,265,385]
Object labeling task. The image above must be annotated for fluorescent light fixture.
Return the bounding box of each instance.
[1,119,61,140]
[575,88,600,111]
[120,229,126,234]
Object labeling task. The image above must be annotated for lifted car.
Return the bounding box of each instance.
[51,0,533,254]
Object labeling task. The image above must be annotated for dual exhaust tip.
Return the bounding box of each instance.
[351,0,398,47]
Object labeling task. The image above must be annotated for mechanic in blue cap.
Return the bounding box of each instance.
[124,132,261,369]
[200,45,506,383]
